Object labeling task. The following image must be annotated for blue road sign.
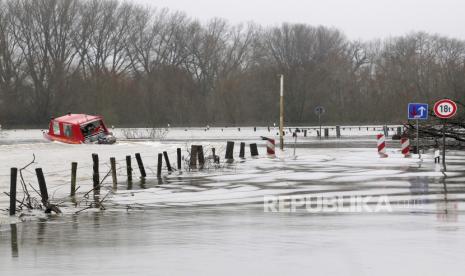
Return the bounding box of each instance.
[408,103,428,120]
[314,106,325,116]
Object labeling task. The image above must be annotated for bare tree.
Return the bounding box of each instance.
[0,0,464,127]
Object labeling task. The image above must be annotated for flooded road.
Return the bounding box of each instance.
[0,129,464,275]
[1,208,465,276]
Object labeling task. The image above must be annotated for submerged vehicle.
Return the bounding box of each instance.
[44,113,116,144]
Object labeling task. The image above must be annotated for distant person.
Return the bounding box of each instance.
[434,146,441,163]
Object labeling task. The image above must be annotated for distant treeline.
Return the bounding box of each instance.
[0,0,464,127]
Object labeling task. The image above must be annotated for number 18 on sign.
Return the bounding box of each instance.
[433,99,457,119]
[434,99,458,172]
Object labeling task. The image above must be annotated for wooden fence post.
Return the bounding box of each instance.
[212,148,219,163]
[225,141,234,160]
[126,155,132,182]
[157,153,163,177]
[92,153,100,195]
[135,153,146,178]
[177,148,182,170]
[9,168,17,216]
[163,151,172,172]
[198,146,205,169]
[250,143,259,157]
[71,162,77,196]
[239,142,245,158]
[190,145,198,169]
[110,158,117,189]
[35,168,50,211]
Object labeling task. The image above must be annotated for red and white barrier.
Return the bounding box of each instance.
[261,136,276,156]
[266,139,276,156]
[401,137,411,157]
[377,134,388,158]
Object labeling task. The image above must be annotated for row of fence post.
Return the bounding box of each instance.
[9,167,51,215]
[9,139,279,215]
[92,150,181,189]
[225,141,259,161]
[6,148,186,213]
[221,125,395,133]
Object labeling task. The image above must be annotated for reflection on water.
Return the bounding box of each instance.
[409,177,429,195]
[409,176,430,206]
[124,177,165,190]
[1,208,465,275]
[139,178,146,189]
[437,178,459,222]
[10,224,18,258]
[37,219,47,244]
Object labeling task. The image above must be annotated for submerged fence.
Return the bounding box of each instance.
[5,125,406,216]
[5,140,267,216]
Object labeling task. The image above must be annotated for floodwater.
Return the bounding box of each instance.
[2,208,465,276]
[0,128,465,275]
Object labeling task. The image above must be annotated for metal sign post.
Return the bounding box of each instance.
[293,132,297,157]
[433,99,458,172]
[416,119,420,158]
[442,120,446,171]
[314,106,325,140]
[408,103,428,158]
[279,74,284,150]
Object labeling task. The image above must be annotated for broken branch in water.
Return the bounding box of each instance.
[18,154,36,209]
[79,169,112,201]
[4,192,25,208]
[404,110,465,147]
[4,154,115,217]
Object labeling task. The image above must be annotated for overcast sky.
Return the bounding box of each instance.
[128,0,464,41]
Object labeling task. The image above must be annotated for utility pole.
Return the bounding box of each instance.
[279,74,284,150]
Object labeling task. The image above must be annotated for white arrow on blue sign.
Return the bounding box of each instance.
[408,103,428,120]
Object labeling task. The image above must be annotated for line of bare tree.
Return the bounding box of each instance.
[0,0,464,127]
